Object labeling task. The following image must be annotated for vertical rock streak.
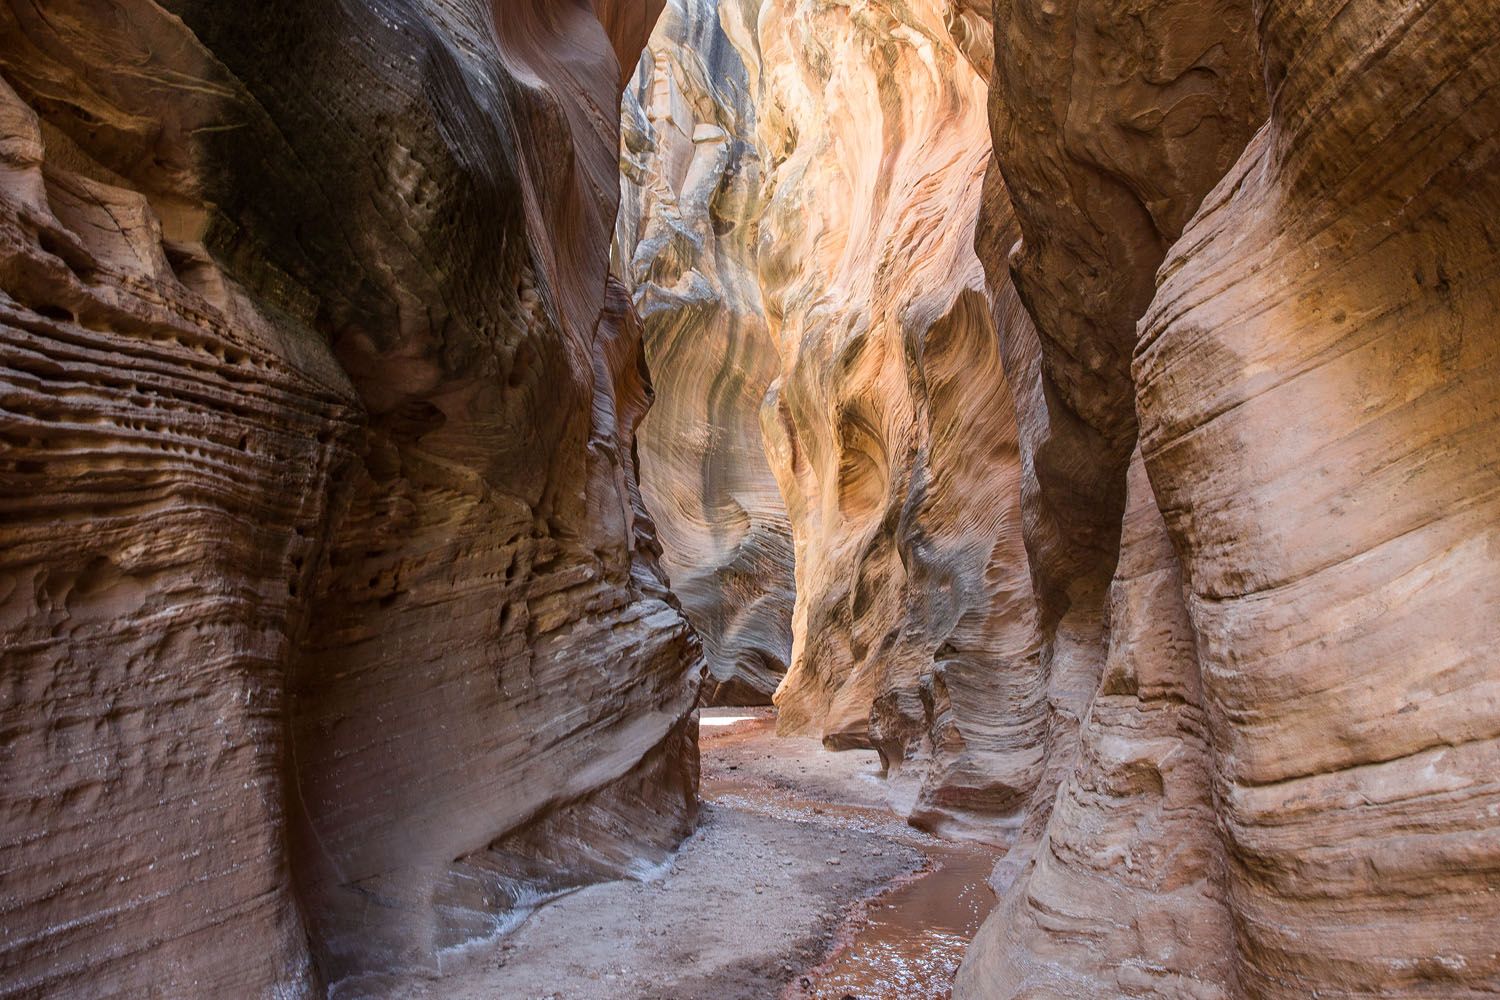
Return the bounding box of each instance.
[720,1,1044,842]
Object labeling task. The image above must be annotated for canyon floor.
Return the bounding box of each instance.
[352,709,999,999]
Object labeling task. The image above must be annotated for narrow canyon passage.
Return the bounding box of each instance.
[369,710,998,1000]
[1,1,1497,999]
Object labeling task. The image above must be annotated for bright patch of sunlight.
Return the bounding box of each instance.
[699,715,757,727]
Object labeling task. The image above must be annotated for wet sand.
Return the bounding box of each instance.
[360,709,999,999]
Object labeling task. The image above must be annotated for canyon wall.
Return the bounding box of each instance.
[959,0,1500,995]
[615,0,793,705]
[2,0,1496,995]
[955,0,1267,971]
[710,0,1056,840]
[0,1,701,995]
[1131,0,1500,990]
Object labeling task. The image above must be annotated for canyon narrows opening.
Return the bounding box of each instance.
[605,0,1018,994]
[1,1,1497,1000]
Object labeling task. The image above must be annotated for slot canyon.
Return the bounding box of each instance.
[0,0,1496,997]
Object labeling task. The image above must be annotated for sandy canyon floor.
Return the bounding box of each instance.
[354,709,998,999]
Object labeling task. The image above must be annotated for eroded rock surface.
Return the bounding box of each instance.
[3,0,1497,995]
[0,1,700,994]
[617,0,1061,840]
[978,0,1267,873]
[709,2,1040,844]
[958,451,1238,997]
[1131,0,1500,991]
[616,0,794,705]
[959,0,1500,996]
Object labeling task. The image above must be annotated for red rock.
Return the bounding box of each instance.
[0,0,699,992]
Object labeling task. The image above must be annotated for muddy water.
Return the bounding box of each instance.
[699,710,1000,1000]
[785,844,995,1000]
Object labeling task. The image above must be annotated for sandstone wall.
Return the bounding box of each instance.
[958,0,1500,995]
[711,0,1058,839]
[628,5,1500,992]
[1132,0,1500,990]
[4,0,1496,993]
[615,0,794,705]
[979,0,1267,871]
[0,1,701,994]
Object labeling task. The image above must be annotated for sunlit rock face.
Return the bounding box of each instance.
[1133,0,1500,991]
[959,0,1500,995]
[709,1,1051,838]
[0,0,700,993]
[615,0,794,706]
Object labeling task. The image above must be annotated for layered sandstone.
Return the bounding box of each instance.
[959,0,1500,995]
[616,0,794,705]
[3,0,1497,995]
[952,0,1266,984]
[0,1,700,994]
[710,0,1052,838]
[977,0,1267,871]
[1130,0,1500,990]
[956,451,1240,996]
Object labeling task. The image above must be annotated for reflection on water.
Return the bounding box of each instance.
[787,845,995,1000]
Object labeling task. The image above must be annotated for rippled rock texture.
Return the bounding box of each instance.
[959,0,1500,995]
[618,0,1052,836]
[710,0,1052,839]
[0,1,701,994]
[616,0,794,706]
[955,0,1266,981]
[4,0,1497,994]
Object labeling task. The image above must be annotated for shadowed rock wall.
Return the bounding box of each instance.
[0,0,701,994]
[977,0,1267,880]
[615,0,794,706]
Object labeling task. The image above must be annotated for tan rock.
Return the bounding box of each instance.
[707,1,1052,840]
[616,0,794,705]
[978,0,1267,866]
[0,50,342,994]
[958,451,1238,997]
[960,0,1500,995]
[1134,0,1500,991]
[956,0,1264,990]
[4,0,1496,995]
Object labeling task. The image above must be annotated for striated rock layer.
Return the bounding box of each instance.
[959,0,1500,995]
[712,0,1053,840]
[1131,0,1500,990]
[616,0,794,706]
[978,0,1267,878]
[3,0,1496,994]
[0,1,701,994]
